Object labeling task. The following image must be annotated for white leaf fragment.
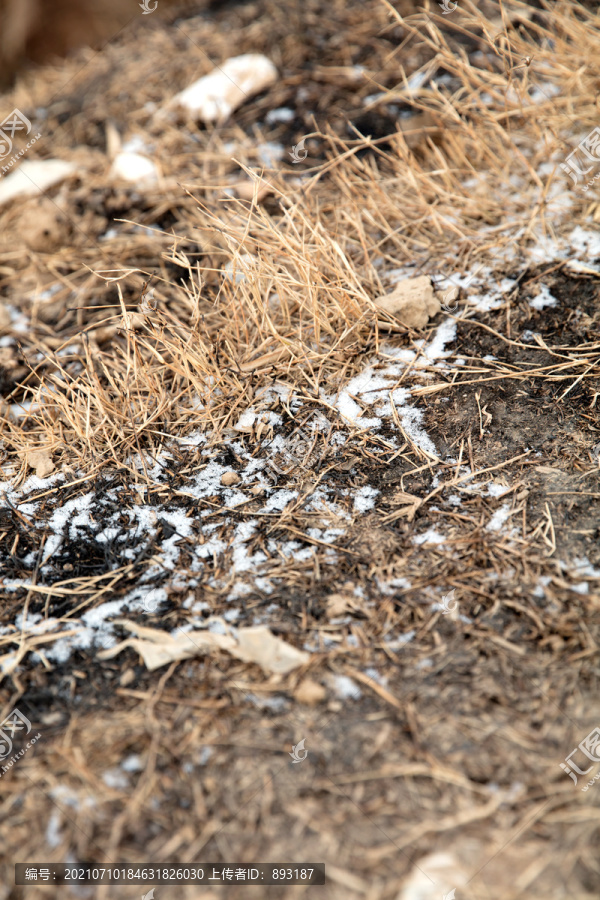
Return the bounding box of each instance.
[169,54,278,123]
[0,160,76,206]
[97,619,309,674]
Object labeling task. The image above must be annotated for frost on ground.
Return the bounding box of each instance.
[2,216,600,673]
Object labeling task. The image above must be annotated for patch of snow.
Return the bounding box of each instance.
[413,528,446,546]
[197,747,213,765]
[265,107,295,125]
[385,629,416,649]
[529,81,561,104]
[567,558,600,579]
[521,329,541,342]
[331,674,362,700]
[231,521,267,573]
[260,489,297,512]
[398,404,438,457]
[353,485,379,513]
[529,284,557,310]
[533,576,552,598]
[571,582,589,595]
[364,667,388,686]
[256,141,284,166]
[245,692,288,711]
[102,768,129,790]
[488,482,510,498]
[423,319,457,361]
[486,502,512,532]
[121,755,144,772]
[569,226,600,259]
[45,811,63,849]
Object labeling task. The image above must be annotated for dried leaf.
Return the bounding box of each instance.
[233,626,309,674]
[98,620,309,675]
[97,623,233,670]
[229,178,274,202]
[374,276,441,328]
[390,490,422,521]
[22,448,55,478]
[326,593,351,617]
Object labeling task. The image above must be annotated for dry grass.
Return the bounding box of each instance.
[2,0,598,476]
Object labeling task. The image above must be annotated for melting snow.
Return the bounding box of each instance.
[413,528,446,546]
[331,674,362,699]
[529,284,557,310]
[353,486,379,513]
[486,502,513,533]
[569,226,600,259]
